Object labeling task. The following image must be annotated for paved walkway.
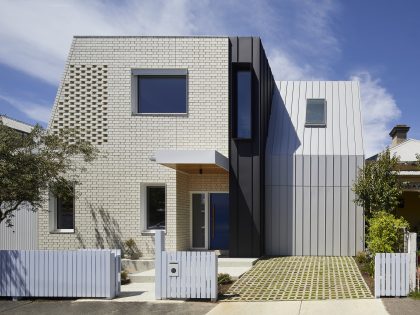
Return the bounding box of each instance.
[224,256,372,301]
[206,299,389,315]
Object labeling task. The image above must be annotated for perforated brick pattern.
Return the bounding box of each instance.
[224,256,372,301]
[51,64,108,145]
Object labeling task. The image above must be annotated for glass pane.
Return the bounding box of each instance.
[57,195,74,229]
[147,186,166,229]
[139,76,186,113]
[236,70,252,138]
[192,193,206,248]
[306,99,326,125]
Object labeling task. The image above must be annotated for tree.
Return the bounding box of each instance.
[353,148,402,218]
[0,123,98,226]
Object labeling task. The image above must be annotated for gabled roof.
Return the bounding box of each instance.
[389,139,420,162]
[0,115,33,134]
[368,138,420,161]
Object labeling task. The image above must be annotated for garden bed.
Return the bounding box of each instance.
[355,258,374,295]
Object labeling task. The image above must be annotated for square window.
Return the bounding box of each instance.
[132,69,187,114]
[142,185,166,231]
[305,99,326,127]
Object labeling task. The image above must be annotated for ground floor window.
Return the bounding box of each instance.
[146,186,166,230]
[49,187,75,233]
[141,184,166,232]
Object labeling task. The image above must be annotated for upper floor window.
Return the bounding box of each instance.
[132,69,187,114]
[305,99,326,127]
[234,69,252,139]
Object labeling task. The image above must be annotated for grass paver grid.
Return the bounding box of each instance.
[224,256,372,301]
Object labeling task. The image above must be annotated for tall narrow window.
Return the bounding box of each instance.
[49,186,75,232]
[235,70,252,138]
[146,186,166,230]
[56,195,74,230]
[305,99,326,127]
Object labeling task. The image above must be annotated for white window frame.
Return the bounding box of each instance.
[141,183,167,234]
[49,190,75,234]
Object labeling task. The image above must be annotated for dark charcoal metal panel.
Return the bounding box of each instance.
[238,37,253,63]
[229,37,274,257]
[230,37,238,63]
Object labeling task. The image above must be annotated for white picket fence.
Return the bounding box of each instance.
[374,253,410,297]
[155,231,218,301]
[374,232,417,298]
[0,249,121,299]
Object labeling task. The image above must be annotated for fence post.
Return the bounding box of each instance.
[155,230,165,299]
[407,232,417,292]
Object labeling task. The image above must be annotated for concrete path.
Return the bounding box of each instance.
[206,299,389,315]
[224,256,372,301]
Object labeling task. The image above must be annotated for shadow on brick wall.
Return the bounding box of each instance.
[90,203,124,250]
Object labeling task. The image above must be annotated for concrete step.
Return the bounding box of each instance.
[218,258,257,268]
[122,259,154,273]
[128,269,155,283]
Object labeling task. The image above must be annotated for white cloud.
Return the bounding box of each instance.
[350,72,401,157]
[0,0,403,156]
[0,94,51,123]
[269,49,320,81]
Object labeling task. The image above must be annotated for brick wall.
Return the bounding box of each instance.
[40,37,229,257]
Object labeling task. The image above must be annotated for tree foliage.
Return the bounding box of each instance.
[353,149,402,218]
[0,123,98,226]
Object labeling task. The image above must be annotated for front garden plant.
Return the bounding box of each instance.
[353,149,410,276]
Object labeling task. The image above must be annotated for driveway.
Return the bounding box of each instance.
[224,256,372,301]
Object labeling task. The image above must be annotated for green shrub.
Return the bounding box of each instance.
[121,269,130,284]
[218,273,232,285]
[408,290,420,300]
[355,251,369,265]
[367,211,409,256]
[121,270,129,281]
[124,238,141,260]
[364,211,409,276]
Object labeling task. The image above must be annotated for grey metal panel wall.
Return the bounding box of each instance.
[265,81,364,256]
[0,204,38,250]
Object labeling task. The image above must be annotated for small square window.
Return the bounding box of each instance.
[305,99,326,127]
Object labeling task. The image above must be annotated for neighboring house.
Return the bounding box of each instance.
[369,125,420,234]
[42,36,365,258]
[0,115,38,250]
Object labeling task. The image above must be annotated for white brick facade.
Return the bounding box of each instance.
[40,37,229,257]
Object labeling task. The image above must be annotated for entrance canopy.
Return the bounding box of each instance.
[154,150,228,174]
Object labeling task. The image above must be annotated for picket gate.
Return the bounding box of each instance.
[375,253,410,297]
[154,231,217,301]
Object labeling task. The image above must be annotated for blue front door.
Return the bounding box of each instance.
[209,193,229,250]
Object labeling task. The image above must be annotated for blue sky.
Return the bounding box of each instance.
[0,0,419,156]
